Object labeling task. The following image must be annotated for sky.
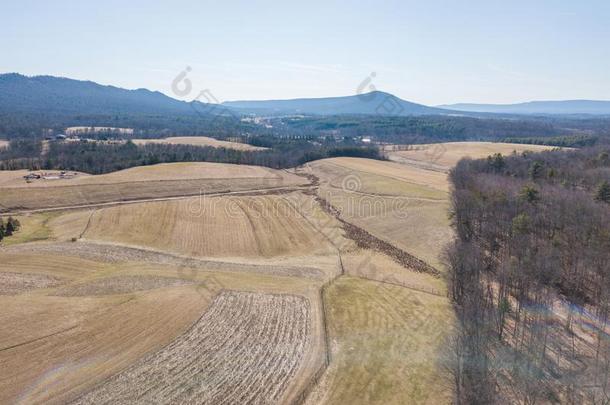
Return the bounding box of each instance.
[1,0,609,105]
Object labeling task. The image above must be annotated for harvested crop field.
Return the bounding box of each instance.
[74,291,313,405]
[386,141,557,171]
[0,162,307,212]
[306,159,450,270]
[2,241,334,280]
[79,193,339,258]
[132,136,268,151]
[0,271,62,295]
[0,285,211,404]
[308,144,558,270]
[323,190,451,270]
[54,275,194,296]
[7,162,290,187]
[1,152,470,404]
[0,251,111,280]
[309,157,450,193]
[341,249,446,295]
[295,156,457,403]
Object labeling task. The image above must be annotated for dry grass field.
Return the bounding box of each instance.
[74,291,312,404]
[310,157,450,193]
[2,288,211,404]
[0,170,89,188]
[72,193,339,259]
[0,162,334,403]
[0,271,62,295]
[1,142,551,403]
[386,141,558,171]
[341,250,446,295]
[70,162,285,184]
[0,243,327,404]
[305,277,453,405]
[306,158,450,270]
[132,136,267,151]
[298,143,546,402]
[0,212,59,245]
[54,275,194,296]
[1,162,295,188]
[0,162,307,212]
[306,144,549,272]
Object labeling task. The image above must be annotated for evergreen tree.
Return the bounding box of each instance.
[487,153,505,172]
[520,185,540,204]
[8,217,20,231]
[5,217,14,236]
[595,180,610,203]
[529,160,544,180]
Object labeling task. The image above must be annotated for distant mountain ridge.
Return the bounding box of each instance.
[0,73,199,116]
[0,73,448,118]
[2,73,610,118]
[223,91,450,116]
[0,73,449,118]
[440,100,610,115]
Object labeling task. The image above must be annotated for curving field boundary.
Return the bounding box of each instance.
[3,241,326,280]
[72,291,312,405]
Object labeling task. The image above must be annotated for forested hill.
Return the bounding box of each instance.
[0,73,203,115]
[223,91,449,116]
[2,73,610,147]
[0,74,448,117]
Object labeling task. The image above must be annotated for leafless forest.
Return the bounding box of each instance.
[447,146,610,403]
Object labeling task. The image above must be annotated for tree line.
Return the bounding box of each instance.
[446,146,610,403]
[2,108,610,147]
[501,134,599,148]
[274,114,610,146]
[0,139,384,174]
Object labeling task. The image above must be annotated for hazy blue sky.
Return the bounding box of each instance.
[2,0,609,105]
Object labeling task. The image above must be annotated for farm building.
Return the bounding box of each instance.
[45,134,67,141]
